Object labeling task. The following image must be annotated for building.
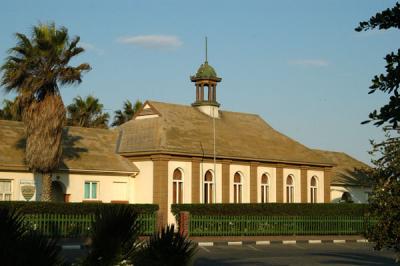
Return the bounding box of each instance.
[0,57,371,224]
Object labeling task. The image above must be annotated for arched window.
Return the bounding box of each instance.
[233,172,242,203]
[286,175,294,203]
[204,170,214,204]
[310,176,318,203]
[173,168,183,204]
[261,173,269,203]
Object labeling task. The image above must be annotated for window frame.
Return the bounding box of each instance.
[286,175,294,203]
[84,181,99,200]
[310,176,318,203]
[261,173,269,203]
[203,170,214,204]
[0,179,12,201]
[233,172,242,204]
[172,168,184,204]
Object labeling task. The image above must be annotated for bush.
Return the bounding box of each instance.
[0,201,158,214]
[171,203,368,217]
[134,225,197,266]
[79,205,141,266]
[0,208,64,266]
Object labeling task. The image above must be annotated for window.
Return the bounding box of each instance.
[173,168,183,204]
[84,181,98,199]
[286,175,294,203]
[0,180,11,201]
[204,170,214,204]
[310,176,318,203]
[233,172,242,203]
[261,173,269,203]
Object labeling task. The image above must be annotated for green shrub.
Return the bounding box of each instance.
[134,225,197,266]
[0,208,64,265]
[0,201,158,214]
[79,205,142,266]
[171,203,368,217]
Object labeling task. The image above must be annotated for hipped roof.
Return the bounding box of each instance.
[312,149,371,186]
[0,120,138,175]
[118,101,333,167]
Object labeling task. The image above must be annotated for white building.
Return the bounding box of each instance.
[0,58,371,224]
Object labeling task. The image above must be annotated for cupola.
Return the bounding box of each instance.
[191,38,221,118]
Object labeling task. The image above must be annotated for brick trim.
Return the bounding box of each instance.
[301,168,307,203]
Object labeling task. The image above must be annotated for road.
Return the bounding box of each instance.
[62,243,397,265]
[193,243,397,266]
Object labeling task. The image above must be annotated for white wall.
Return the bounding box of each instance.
[0,171,134,203]
[283,168,301,203]
[55,173,132,203]
[229,164,250,203]
[132,161,154,203]
[0,171,38,201]
[307,170,324,203]
[167,160,192,224]
[257,166,277,203]
[331,185,371,203]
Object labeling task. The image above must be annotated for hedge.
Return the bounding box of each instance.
[0,202,158,215]
[171,203,368,217]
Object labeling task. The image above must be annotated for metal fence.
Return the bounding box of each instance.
[24,212,157,237]
[189,215,370,236]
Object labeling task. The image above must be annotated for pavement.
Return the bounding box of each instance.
[61,240,397,265]
[193,243,397,266]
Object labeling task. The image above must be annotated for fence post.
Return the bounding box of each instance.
[179,211,190,236]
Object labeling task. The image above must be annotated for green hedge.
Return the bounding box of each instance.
[171,203,368,217]
[0,202,158,215]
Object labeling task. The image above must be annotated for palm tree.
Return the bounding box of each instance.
[0,97,23,121]
[112,100,142,126]
[66,95,109,128]
[0,22,90,201]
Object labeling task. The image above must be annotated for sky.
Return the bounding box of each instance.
[0,0,399,164]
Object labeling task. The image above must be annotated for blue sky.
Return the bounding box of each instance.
[1,0,399,164]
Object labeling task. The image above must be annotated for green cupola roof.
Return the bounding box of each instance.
[191,61,221,82]
[195,61,217,79]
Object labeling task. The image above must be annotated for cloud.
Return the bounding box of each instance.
[117,35,182,49]
[288,59,329,67]
[80,42,105,55]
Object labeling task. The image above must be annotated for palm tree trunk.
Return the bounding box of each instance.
[41,173,52,201]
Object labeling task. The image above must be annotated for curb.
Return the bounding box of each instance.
[60,239,370,249]
[60,245,85,250]
[196,239,368,246]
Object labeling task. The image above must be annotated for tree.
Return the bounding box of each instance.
[356,2,400,129]
[356,3,400,261]
[112,100,142,127]
[67,95,109,128]
[0,97,23,121]
[0,22,90,201]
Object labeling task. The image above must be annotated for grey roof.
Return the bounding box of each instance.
[118,101,333,166]
[0,120,138,174]
[312,149,371,186]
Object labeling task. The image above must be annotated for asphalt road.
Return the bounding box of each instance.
[193,243,397,266]
[62,243,397,265]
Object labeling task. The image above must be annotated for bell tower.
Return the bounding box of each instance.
[191,37,221,118]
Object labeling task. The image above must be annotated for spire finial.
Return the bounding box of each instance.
[205,36,208,63]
